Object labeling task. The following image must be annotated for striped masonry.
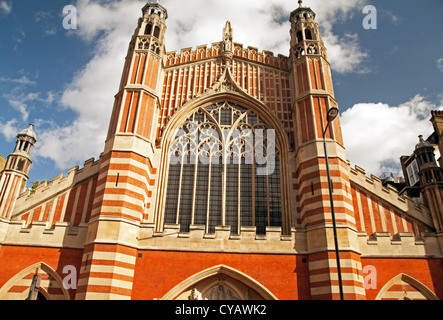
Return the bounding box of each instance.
[12,176,97,228]
[75,243,137,300]
[91,151,156,222]
[296,157,356,228]
[351,183,432,236]
[308,251,365,300]
[2,269,66,300]
[379,277,429,300]
[295,154,365,300]
[0,173,22,219]
[78,152,156,299]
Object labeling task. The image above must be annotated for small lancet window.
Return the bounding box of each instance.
[16,159,25,171]
[305,29,313,40]
[296,31,303,43]
[154,26,160,38]
[145,24,152,35]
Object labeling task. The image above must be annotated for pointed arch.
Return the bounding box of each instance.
[153,90,292,235]
[158,67,291,152]
[375,273,439,300]
[0,262,70,300]
[161,264,278,300]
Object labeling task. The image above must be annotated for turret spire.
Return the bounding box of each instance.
[0,123,37,218]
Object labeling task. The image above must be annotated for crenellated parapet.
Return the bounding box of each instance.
[358,231,442,258]
[0,157,100,237]
[0,157,102,249]
[349,164,433,230]
[348,163,441,259]
[13,157,101,217]
[0,218,87,249]
[164,42,290,70]
[137,224,304,254]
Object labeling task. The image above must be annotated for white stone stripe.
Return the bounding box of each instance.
[378,201,387,232]
[311,285,366,296]
[94,181,147,199]
[301,211,356,227]
[96,204,142,219]
[297,162,344,175]
[355,189,365,232]
[77,275,134,290]
[297,173,350,196]
[87,265,135,277]
[12,277,62,289]
[401,212,409,232]
[91,251,137,265]
[310,273,362,283]
[308,258,362,271]
[98,165,154,185]
[101,191,144,204]
[389,207,398,235]
[298,183,353,207]
[298,198,354,213]
[80,179,93,224]
[367,194,376,233]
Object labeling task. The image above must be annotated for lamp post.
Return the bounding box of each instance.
[323,107,344,300]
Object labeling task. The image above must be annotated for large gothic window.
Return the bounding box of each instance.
[164,101,282,235]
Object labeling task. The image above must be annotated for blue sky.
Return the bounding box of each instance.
[0,0,442,187]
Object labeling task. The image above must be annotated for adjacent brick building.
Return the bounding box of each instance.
[0,2,442,300]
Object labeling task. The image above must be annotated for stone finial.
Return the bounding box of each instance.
[223,21,233,52]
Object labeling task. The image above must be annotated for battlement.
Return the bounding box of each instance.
[431,110,443,117]
[165,42,289,70]
[0,218,87,249]
[358,231,442,258]
[349,164,433,229]
[137,224,303,254]
[12,157,101,220]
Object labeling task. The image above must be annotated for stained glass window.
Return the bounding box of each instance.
[164,101,282,235]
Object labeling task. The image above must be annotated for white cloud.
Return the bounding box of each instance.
[0,76,36,86]
[341,94,443,177]
[33,0,369,171]
[33,0,144,170]
[321,31,369,73]
[437,58,443,72]
[35,11,57,36]
[162,0,368,72]
[0,118,19,142]
[2,89,54,122]
[0,1,12,16]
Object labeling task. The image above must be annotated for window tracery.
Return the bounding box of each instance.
[164,101,282,235]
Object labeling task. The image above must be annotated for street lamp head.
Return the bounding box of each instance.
[327,107,339,123]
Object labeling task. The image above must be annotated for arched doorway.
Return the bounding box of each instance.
[376,274,439,300]
[161,265,278,300]
[0,262,70,300]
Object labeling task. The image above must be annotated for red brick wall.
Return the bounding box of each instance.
[0,246,83,300]
[132,251,310,300]
[362,258,443,300]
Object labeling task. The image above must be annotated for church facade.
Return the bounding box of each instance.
[0,2,442,300]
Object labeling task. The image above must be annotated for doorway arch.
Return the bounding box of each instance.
[375,273,439,300]
[0,262,70,300]
[161,264,278,300]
